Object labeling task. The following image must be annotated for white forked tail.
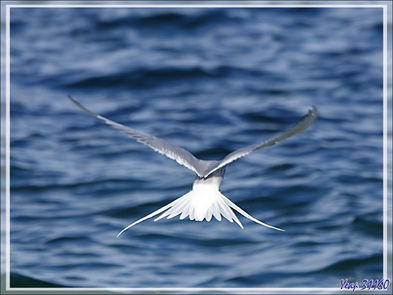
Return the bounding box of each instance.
[117,189,284,237]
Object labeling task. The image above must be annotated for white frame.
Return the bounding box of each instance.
[2,2,391,294]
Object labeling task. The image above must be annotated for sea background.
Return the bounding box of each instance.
[2,3,389,290]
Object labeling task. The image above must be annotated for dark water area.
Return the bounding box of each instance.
[7,5,384,289]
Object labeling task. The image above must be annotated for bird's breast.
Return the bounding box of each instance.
[192,175,223,192]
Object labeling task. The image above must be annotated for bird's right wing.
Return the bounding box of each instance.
[204,106,318,178]
[68,96,206,177]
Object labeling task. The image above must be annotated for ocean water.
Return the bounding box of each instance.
[6,5,385,289]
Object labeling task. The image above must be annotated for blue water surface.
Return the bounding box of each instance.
[8,5,384,289]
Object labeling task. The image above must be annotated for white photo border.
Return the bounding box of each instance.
[2,1,392,294]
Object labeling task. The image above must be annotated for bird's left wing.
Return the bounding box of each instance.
[204,106,318,178]
[68,96,206,177]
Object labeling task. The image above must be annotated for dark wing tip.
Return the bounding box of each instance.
[67,95,99,118]
[68,95,78,105]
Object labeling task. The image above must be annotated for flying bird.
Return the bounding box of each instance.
[68,96,317,237]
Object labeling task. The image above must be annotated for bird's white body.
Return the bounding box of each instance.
[159,170,228,223]
[68,96,318,237]
[192,175,223,218]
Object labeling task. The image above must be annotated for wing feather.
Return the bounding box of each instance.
[204,106,318,177]
[68,96,205,176]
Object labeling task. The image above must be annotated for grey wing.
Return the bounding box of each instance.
[204,106,318,178]
[68,96,206,177]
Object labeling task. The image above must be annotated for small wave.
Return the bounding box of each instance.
[10,272,65,288]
